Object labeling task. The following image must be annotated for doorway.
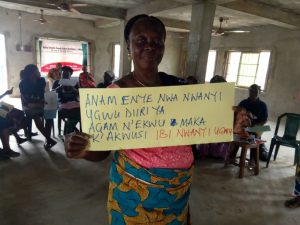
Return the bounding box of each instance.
[0,34,8,93]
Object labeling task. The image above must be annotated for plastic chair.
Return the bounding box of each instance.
[266,113,300,168]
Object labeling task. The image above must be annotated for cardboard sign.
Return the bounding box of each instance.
[79,83,235,151]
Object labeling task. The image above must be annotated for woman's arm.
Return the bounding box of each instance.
[0,87,13,99]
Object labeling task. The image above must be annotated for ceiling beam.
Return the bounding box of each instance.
[126,0,189,20]
[158,17,190,31]
[220,0,300,29]
[0,0,126,19]
[208,0,237,4]
[94,19,120,28]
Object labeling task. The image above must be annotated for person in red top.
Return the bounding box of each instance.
[79,66,96,88]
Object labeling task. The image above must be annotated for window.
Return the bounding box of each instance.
[113,43,134,78]
[225,51,271,90]
[205,50,217,82]
[0,34,7,92]
[36,37,90,77]
[113,44,120,79]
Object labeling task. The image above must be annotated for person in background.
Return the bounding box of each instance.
[238,84,268,161]
[19,69,38,138]
[47,68,61,91]
[79,66,96,88]
[65,14,193,224]
[0,88,26,159]
[19,64,57,149]
[210,74,226,83]
[55,66,80,134]
[285,166,300,208]
[186,75,198,84]
[56,63,62,76]
[97,70,115,88]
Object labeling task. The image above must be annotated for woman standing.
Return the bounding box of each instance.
[65,15,193,224]
[19,64,57,149]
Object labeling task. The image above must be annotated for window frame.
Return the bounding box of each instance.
[205,50,217,82]
[224,49,272,91]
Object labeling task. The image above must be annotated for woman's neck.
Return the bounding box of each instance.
[132,70,161,87]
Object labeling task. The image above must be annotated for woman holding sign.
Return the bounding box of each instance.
[65,14,193,224]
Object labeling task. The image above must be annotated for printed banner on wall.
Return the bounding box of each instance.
[36,38,89,76]
[79,83,235,151]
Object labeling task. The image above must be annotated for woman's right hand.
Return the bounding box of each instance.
[65,132,90,159]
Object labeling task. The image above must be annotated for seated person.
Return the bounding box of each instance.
[79,66,96,88]
[47,67,61,91]
[55,66,80,134]
[0,88,27,158]
[238,84,268,161]
[97,70,115,88]
[185,76,198,84]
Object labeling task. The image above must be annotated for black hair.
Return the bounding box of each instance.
[22,64,39,80]
[124,14,166,42]
[249,84,261,92]
[186,76,198,84]
[61,66,73,79]
[210,75,227,83]
[62,66,73,74]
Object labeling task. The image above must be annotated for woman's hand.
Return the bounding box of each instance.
[65,132,111,161]
[5,87,13,95]
[65,132,90,159]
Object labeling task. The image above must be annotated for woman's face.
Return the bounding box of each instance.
[127,18,165,71]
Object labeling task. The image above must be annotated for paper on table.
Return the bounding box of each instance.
[245,125,271,133]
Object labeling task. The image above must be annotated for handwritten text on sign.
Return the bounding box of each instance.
[79,83,235,151]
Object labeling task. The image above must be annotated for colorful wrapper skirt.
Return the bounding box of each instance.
[107,152,193,225]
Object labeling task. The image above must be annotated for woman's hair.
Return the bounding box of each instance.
[210,75,227,83]
[22,64,39,80]
[61,66,73,79]
[124,14,166,42]
[47,68,57,79]
[249,84,261,92]
[186,76,198,84]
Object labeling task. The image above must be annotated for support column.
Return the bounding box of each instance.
[119,20,131,77]
[186,2,216,83]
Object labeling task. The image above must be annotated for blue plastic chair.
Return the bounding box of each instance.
[266,113,300,167]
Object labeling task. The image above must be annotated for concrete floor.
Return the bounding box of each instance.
[0,98,299,225]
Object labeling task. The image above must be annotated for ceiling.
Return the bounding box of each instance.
[0,0,299,31]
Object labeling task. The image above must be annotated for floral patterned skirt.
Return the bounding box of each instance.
[107,152,193,225]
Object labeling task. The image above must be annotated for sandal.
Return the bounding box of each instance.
[284,196,300,208]
[44,139,57,150]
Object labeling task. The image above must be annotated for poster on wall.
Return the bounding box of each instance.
[36,37,90,77]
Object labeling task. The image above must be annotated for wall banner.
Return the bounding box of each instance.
[36,38,89,76]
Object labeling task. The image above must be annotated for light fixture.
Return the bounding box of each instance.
[16,12,31,52]
[16,12,24,51]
